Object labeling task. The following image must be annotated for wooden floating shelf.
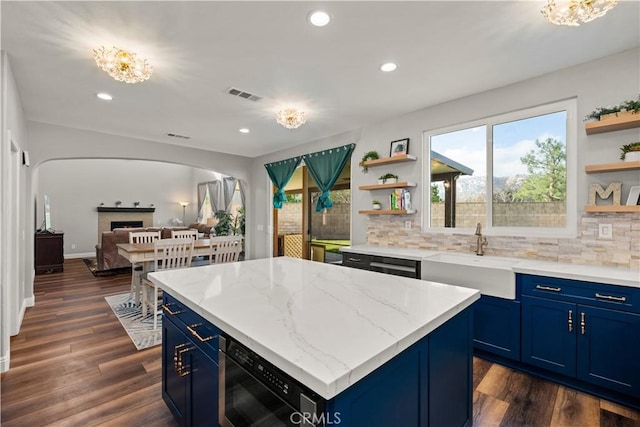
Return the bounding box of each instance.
[584,205,640,213]
[359,181,417,190]
[359,209,417,215]
[585,113,640,135]
[362,154,417,167]
[585,161,640,174]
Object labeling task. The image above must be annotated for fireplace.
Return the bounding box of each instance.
[111,220,143,230]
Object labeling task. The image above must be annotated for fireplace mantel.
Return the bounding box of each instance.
[97,207,155,213]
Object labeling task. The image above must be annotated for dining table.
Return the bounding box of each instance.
[116,238,216,265]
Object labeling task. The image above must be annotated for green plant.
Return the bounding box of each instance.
[232,207,246,235]
[585,95,640,121]
[359,151,380,172]
[620,142,640,160]
[214,210,233,236]
[379,173,398,180]
[372,199,381,205]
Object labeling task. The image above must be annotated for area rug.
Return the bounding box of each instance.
[105,293,162,350]
[83,258,131,277]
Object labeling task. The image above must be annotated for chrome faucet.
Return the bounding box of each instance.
[474,223,488,256]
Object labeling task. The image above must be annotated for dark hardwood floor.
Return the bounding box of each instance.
[1,259,639,426]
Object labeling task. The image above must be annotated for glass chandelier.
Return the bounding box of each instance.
[275,108,307,129]
[93,46,153,83]
[541,0,618,26]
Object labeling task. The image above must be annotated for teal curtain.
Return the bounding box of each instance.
[264,157,302,208]
[303,144,355,212]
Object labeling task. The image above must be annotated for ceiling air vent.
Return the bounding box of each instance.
[166,133,191,140]
[226,87,262,102]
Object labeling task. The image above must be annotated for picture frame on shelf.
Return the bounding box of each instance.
[390,138,409,157]
[626,186,640,206]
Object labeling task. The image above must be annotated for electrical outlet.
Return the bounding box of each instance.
[71,244,76,249]
[257,224,264,231]
[598,224,613,239]
[405,221,412,230]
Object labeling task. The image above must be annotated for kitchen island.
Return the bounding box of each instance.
[150,257,480,427]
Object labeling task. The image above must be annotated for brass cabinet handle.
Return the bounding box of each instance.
[187,323,217,343]
[174,343,187,373]
[595,293,626,303]
[535,285,561,292]
[177,346,193,376]
[568,310,573,332]
[162,303,184,315]
[580,312,586,335]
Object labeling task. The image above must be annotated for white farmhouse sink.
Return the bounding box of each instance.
[422,253,517,299]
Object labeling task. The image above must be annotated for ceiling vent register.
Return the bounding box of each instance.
[226,87,262,102]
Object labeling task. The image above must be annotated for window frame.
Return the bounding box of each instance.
[422,98,577,238]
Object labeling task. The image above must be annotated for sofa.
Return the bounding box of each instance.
[95,225,212,271]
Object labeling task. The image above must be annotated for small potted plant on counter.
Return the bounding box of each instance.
[372,200,382,210]
[378,173,398,185]
[620,142,640,161]
[359,151,379,173]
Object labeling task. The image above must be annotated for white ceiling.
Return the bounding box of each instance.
[2,1,638,158]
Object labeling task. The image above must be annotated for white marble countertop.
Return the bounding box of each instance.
[342,245,640,289]
[149,257,479,400]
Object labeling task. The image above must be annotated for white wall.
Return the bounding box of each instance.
[36,159,221,257]
[250,48,640,259]
[1,51,29,372]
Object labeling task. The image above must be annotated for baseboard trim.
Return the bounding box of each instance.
[0,350,9,373]
[25,295,35,308]
[64,252,95,260]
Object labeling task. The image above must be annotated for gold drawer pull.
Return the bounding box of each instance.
[595,293,626,303]
[580,312,586,335]
[535,285,561,292]
[177,345,193,377]
[162,303,184,315]
[187,323,217,343]
[568,310,573,332]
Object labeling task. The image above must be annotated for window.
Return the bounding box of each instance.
[424,99,576,237]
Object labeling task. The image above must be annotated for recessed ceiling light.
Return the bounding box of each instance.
[380,63,397,72]
[239,128,250,134]
[96,92,113,101]
[309,11,331,27]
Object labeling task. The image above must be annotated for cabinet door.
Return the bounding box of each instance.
[188,347,219,427]
[522,295,576,377]
[577,305,640,397]
[474,296,521,361]
[163,317,188,426]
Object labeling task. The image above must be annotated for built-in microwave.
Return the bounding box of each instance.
[219,336,326,427]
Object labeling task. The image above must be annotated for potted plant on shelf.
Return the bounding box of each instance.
[359,151,380,173]
[620,142,640,161]
[378,173,398,184]
[372,200,382,210]
[585,95,640,122]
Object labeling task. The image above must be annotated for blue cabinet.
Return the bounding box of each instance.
[520,274,640,399]
[474,296,520,361]
[521,295,576,376]
[162,295,220,427]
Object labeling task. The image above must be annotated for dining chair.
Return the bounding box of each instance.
[171,229,198,240]
[129,231,161,305]
[141,238,194,330]
[209,235,243,264]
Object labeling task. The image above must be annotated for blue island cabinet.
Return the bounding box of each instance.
[161,292,474,427]
[326,307,473,427]
[162,294,221,427]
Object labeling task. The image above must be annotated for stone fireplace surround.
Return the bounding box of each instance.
[96,207,154,241]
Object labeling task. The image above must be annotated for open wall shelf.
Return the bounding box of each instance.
[584,205,640,213]
[359,209,417,215]
[585,113,640,135]
[362,154,417,168]
[359,182,417,190]
[585,161,640,174]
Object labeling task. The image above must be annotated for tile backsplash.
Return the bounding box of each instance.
[366,212,639,270]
